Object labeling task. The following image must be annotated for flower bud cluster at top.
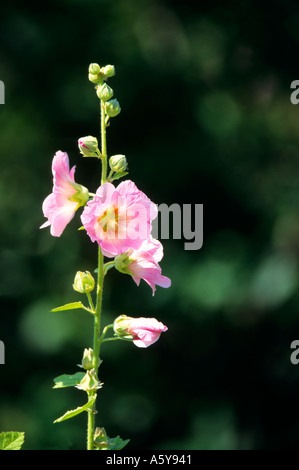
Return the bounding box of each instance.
[78,63,125,177]
[88,63,121,118]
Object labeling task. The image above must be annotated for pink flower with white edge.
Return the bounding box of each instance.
[113,315,168,348]
[115,236,171,295]
[40,151,89,237]
[81,180,157,258]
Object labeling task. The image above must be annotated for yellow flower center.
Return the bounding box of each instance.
[98,207,119,234]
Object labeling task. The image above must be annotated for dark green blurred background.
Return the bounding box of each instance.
[1,0,299,450]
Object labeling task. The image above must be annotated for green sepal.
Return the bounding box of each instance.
[54,396,96,423]
[0,432,25,450]
[51,301,92,313]
[76,370,103,392]
[53,372,86,389]
[109,171,128,182]
[93,427,130,450]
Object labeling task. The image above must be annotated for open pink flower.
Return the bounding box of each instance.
[115,236,171,295]
[81,180,157,257]
[113,315,168,348]
[40,151,89,237]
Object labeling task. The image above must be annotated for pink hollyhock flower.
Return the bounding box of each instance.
[40,151,89,237]
[113,315,168,348]
[115,236,171,295]
[81,180,157,257]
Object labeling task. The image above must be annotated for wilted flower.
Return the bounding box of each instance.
[113,315,168,348]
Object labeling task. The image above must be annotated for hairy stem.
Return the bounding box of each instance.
[87,86,108,450]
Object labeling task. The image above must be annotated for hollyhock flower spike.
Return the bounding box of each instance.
[40,151,89,237]
[81,180,158,257]
[41,64,171,451]
[115,236,171,295]
[113,315,168,348]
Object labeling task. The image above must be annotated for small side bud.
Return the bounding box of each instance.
[81,348,94,370]
[89,63,101,75]
[96,83,114,101]
[73,271,95,294]
[78,136,99,157]
[76,369,102,392]
[109,154,127,173]
[101,65,115,79]
[105,99,121,117]
[88,63,101,84]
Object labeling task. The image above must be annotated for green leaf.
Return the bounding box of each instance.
[51,301,87,312]
[53,372,86,389]
[110,171,128,182]
[108,436,130,450]
[93,427,130,450]
[0,432,25,450]
[54,396,96,423]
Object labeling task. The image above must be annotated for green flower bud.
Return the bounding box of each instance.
[105,99,121,117]
[94,427,109,450]
[109,154,127,173]
[96,83,114,101]
[73,271,95,294]
[81,348,94,370]
[100,64,115,79]
[76,369,102,392]
[89,63,101,75]
[78,135,99,157]
[88,73,100,84]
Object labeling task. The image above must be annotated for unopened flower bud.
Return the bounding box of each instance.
[78,136,99,157]
[96,83,114,101]
[81,348,94,370]
[76,369,102,392]
[89,63,101,75]
[109,154,127,173]
[88,73,99,84]
[105,99,121,117]
[101,64,115,79]
[73,271,95,294]
[88,63,102,84]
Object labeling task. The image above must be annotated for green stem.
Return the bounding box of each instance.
[87,247,104,450]
[104,261,115,276]
[87,392,95,450]
[100,87,108,185]
[86,85,108,450]
[86,292,95,313]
